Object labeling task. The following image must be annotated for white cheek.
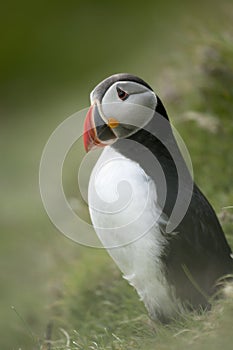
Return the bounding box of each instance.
[133,91,157,111]
[101,91,156,132]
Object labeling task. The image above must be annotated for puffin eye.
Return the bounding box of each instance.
[116,87,129,101]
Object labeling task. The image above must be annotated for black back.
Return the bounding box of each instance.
[105,75,233,308]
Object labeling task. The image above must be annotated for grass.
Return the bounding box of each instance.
[41,279,233,350]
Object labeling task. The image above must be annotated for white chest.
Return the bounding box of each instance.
[88,146,180,319]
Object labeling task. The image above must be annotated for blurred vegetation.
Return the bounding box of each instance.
[1,0,233,349]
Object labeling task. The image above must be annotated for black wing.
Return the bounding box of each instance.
[161,183,233,309]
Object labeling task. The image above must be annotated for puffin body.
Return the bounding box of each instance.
[89,146,180,320]
[84,73,233,321]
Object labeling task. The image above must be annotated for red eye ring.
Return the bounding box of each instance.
[117,87,129,101]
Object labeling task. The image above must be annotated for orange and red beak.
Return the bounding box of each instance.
[83,103,117,152]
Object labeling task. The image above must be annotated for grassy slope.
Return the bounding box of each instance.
[43,29,233,350]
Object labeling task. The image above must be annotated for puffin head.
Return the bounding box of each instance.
[83,73,169,152]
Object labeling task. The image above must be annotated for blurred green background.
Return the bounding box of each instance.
[1,1,233,349]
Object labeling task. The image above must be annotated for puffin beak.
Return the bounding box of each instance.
[83,102,117,152]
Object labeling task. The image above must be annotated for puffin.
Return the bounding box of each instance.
[83,73,233,322]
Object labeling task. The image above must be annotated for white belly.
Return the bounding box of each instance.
[88,146,181,320]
